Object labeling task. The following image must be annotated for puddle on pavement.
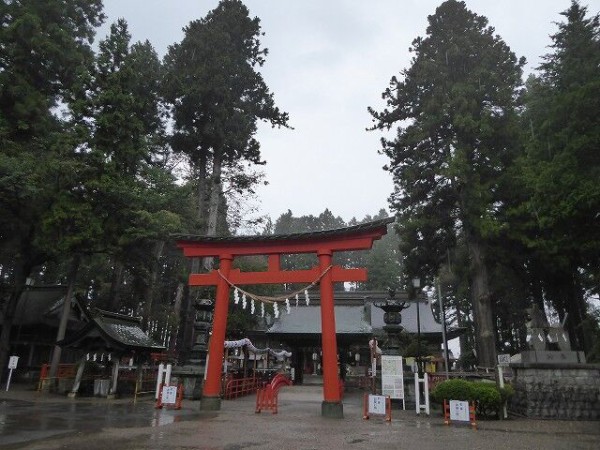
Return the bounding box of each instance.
[0,397,203,447]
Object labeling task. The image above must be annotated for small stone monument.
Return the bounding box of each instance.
[520,304,585,364]
[510,304,599,420]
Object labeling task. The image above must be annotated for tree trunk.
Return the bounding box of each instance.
[107,259,124,311]
[543,265,586,351]
[566,266,587,351]
[142,241,165,331]
[0,259,31,384]
[169,282,185,352]
[466,234,497,368]
[195,153,209,232]
[204,149,223,271]
[48,254,81,385]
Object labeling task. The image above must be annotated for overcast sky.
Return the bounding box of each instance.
[101,0,593,226]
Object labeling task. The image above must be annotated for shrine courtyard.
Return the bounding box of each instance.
[1,382,598,450]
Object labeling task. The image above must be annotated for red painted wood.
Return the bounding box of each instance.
[178,220,391,413]
[188,266,367,286]
[202,256,232,399]
[267,254,280,271]
[318,250,340,403]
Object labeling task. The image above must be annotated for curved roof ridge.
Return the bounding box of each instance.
[174,217,394,243]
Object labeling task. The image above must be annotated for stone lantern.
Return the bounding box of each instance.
[374,289,409,355]
[188,298,214,365]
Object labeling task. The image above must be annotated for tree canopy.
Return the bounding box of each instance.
[1,0,599,376]
[369,0,525,367]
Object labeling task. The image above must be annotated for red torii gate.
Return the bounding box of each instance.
[176,217,393,418]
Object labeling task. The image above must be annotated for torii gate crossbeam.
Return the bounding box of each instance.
[176,218,393,418]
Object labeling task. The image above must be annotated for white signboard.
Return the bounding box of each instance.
[8,356,19,369]
[6,356,19,391]
[381,355,404,400]
[497,354,510,366]
[368,394,387,415]
[449,400,470,422]
[162,385,178,404]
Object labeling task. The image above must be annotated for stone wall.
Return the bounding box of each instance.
[510,363,600,420]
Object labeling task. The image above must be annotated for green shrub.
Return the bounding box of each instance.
[472,382,502,417]
[498,384,515,403]
[431,379,512,419]
[430,379,475,403]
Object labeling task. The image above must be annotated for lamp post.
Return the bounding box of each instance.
[412,278,422,376]
[436,279,450,378]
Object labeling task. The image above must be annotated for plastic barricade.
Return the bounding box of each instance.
[255,373,293,414]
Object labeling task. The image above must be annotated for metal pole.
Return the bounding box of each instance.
[416,297,421,376]
[411,278,422,376]
[437,279,450,378]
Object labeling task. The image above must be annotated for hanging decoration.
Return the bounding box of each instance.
[224,338,291,360]
[217,265,333,320]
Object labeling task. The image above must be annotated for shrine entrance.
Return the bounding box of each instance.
[176,217,393,418]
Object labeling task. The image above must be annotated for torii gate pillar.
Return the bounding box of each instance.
[176,218,393,418]
[318,249,343,417]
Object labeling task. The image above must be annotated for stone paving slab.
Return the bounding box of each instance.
[1,384,598,450]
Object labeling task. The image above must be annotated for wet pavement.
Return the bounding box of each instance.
[0,383,599,449]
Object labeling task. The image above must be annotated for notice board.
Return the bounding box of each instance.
[381,355,404,400]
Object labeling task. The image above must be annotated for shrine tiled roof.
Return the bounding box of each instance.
[58,308,165,353]
[266,291,464,339]
[13,285,69,325]
[174,217,394,242]
[92,311,164,350]
[268,305,373,335]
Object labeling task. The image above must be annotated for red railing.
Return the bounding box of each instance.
[37,363,78,390]
[224,376,260,399]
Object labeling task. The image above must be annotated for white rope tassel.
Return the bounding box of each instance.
[305,289,310,306]
[273,302,280,319]
[295,293,299,307]
[251,299,255,314]
[285,298,291,314]
[261,302,265,317]
[234,288,240,305]
[242,293,247,309]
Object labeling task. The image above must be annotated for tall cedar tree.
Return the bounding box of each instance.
[163,0,289,241]
[73,19,185,318]
[518,1,600,350]
[369,0,524,367]
[163,1,289,357]
[0,0,104,382]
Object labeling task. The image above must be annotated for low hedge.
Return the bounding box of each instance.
[430,378,514,419]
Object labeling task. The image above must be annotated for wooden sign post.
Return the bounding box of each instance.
[6,356,19,391]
